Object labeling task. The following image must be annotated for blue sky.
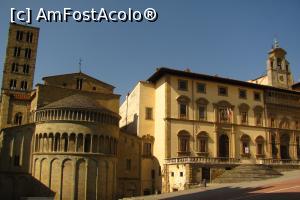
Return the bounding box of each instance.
[1,1,300,102]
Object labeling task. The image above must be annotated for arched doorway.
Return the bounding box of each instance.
[219,134,229,158]
[280,133,290,159]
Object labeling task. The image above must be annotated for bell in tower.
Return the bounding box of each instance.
[266,39,294,89]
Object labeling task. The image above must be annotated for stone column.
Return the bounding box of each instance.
[276,130,280,159]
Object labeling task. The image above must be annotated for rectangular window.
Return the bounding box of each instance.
[10,79,17,90]
[199,139,206,152]
[11,63,18,72]
[179,103,187,119]
[197,83,206,93]
[16,31,23,41]
[218,86,228,96]
[23,64,29,74]
[26,32,33,43]
[254,92,261,101]
[14,47,21,57]
[24,48,31,59]
[178,79,188,91]
[76,78,83,90]
[126,159,131,171]
[239,89,247,99]
[198,105,206,120]
[20,81,28,90]
[143,143,152,156]
[180,172,183,177]
[171,172,174,177]
[145,107,153,120]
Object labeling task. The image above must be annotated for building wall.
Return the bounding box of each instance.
[117,131,141,198]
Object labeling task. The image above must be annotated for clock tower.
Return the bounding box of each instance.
[266,40,294,89]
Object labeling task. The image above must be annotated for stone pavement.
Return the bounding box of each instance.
[125,170,300,200]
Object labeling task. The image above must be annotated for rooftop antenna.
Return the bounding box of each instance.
[79,58,82,73]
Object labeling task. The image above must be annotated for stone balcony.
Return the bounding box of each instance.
[257,158,300,165]
[165,156,240,165]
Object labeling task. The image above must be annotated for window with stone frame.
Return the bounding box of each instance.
[239,89,247,99]
[145,107,153,120]
[197,82,206,93]
[178,79,188,91]
[177,95,190,119]
[218,86,228,96]
[143,142,152,156]
[178,131,190,156]
[241,134,250,157]
[14,112,23,125]
[197,132,208,156]
[254,92,261,101]
[239,103,249,125]
[255,136,265,157]
[253,106,264,126]
[196,98,209,121]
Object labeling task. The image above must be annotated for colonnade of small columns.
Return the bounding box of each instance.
[35,109,119,125]
[34,132,118,155]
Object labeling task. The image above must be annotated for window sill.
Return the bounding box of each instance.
[196,152,208,157]
[241,153,251,158]
[177,151,191,157]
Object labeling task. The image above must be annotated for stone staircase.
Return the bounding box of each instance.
[213,164,282,183]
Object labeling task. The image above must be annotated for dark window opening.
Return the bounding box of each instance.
[76,78,83,90]
[26,32,33,43]
[178,79,188,91]
[14,47,21,57]
[10,79,17,90]
[11,63,18,72]
[151,169,155,179]
[24,48,31,59]
[180,172,183,177]
[14,113,22,125]
[16,31,23,41]
[145,107,153,120]
[23,64,29,74]
[20,81,28,90]
[254,92,261,101]
[197,83,206,93]
[14,155,20,166]
[179,103,187,119]
[218,86,228,96]
[239,89,247,99]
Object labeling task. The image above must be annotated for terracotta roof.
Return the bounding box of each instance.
[42,72,115,89]
[12,93,31,100]
[147,67,300,95]
[40,94,118,116]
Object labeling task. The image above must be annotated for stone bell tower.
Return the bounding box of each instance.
[266,39,294,89]
[0,23,39,128]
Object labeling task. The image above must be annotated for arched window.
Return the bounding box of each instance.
[241,134,250,157]
[239,103,249,125]
[255,136,264,157]
[253,106,263,126]
[177,96,190,119]
[215,101,233,123]
[178,130,190,156]
[14,112,23,125]
[197,132,208,156]
[54,133,60,152]
[62,133,68,152]
[196,98,209,121]
[84,134,91,152]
